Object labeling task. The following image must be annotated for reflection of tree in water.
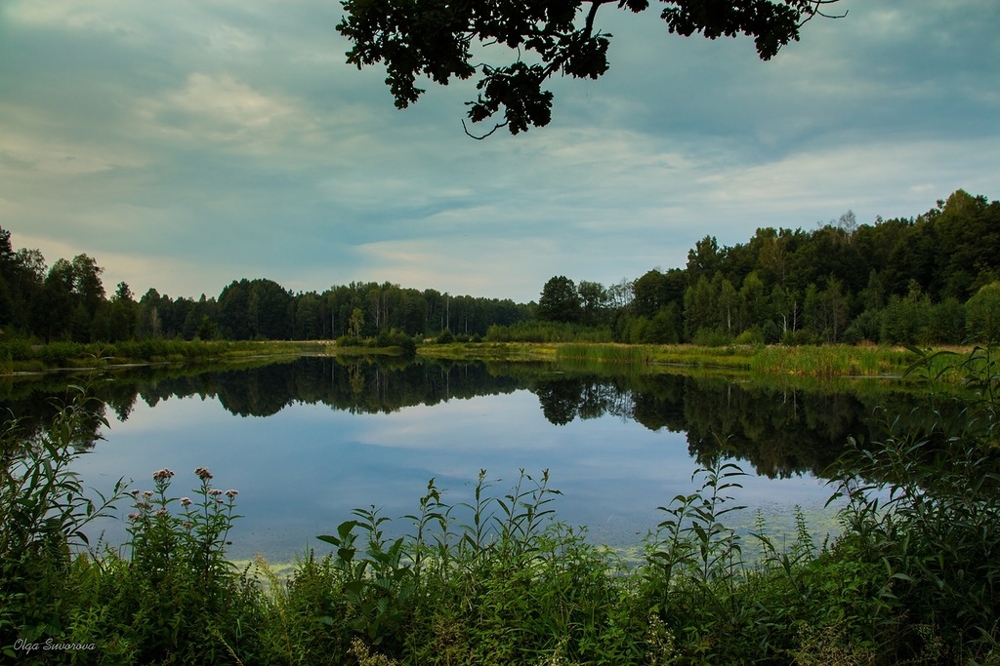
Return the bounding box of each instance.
[527,373,921,480]
[533,380,583,425]
[0,383,108,452]
[1,359,961,481]
[214,366,297,417]
[0,358,526,427]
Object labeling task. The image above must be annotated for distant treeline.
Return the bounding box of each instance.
[530,189,1000,346]
[2,189,998,346]
[0,234,532,343]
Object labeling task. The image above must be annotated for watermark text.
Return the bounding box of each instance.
[13,638,97,655]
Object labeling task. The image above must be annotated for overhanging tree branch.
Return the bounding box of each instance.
[336,0,845,137]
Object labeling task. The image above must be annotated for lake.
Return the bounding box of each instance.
[7,356,920,562]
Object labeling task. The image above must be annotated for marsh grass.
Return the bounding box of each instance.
[749,344,916,377]
[496,342,918,378]
[0,339,323,374]
[556,343,653,365]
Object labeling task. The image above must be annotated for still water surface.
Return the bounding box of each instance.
[34,357,910,561]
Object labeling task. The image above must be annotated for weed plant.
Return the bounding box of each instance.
[68,467,264,663]
[0,388,126,657]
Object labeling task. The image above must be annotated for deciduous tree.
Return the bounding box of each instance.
[337,0,844,136]
[538,275,581,323]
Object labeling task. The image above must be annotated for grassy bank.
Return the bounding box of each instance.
[0,339,326,374]
[416,341,559,362]
[6,338,935,380]
[433,341,922,378]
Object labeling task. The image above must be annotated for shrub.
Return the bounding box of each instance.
[0,391,126,658]
[75,467,263,664]
[826,345,1000,662]
[336,335,363,347]
[691,327,731,347]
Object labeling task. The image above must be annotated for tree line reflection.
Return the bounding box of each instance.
[2,357,934,479]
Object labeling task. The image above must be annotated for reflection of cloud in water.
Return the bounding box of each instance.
[69,386,843,561]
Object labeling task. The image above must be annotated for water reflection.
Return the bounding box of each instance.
[2,356,935,481]
[0,356,944,559]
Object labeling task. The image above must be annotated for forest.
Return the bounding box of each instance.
[2,189,998,348]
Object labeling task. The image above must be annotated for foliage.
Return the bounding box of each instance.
[537,276,582,324]
[822,345,1000,662]
[3,190,999,353]
[0,389,126,658]
[336,0,843,135]
[966,281,1000,343]
[70,468,262,663]
[486,320,613,343]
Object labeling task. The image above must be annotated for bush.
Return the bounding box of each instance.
[485,320,613,343]
[826,345,1000,662]
[336,335,363,347]
[733,327,763,346]
[691,327,731,347]
[761,319,781,344]
[1,391,126,658]
[73,468,263,664]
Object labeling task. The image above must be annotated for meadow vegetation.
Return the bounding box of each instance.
[426,340,921,379]
[0,339,324,374]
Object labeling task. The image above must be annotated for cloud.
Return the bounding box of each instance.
[0,0,996,303]
[0,102,147,176]
[133,73,323,155]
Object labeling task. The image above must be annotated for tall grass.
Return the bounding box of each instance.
[0,339,321,373]
[556,343,653,365]
[749,344,916,377]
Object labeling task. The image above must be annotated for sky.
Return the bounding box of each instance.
[1,0,998,303]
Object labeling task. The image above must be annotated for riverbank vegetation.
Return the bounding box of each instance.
[423,341,922,378]
[3,347,999,663]
[0,339,325,374]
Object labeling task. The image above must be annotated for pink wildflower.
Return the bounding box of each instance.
[152,468,175,482]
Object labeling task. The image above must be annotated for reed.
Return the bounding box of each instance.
[556,343,652,365]
[748,344,916,377]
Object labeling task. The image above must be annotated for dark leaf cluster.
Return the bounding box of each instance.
[337,0,842,134]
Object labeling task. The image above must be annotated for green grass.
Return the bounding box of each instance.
[3,338,935,380]
[748,344,917,377]
[425,341,919,378]
[0,339,325,374]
